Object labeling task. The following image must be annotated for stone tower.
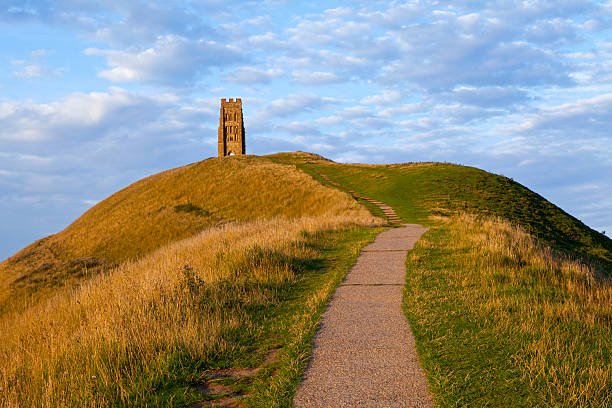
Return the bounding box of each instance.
[218,98,246,157]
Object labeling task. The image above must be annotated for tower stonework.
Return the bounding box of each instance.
[218,98,246,157]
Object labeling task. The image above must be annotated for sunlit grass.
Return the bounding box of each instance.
[0,155,371,314]
[0,152,383,406]
[0,213,383,407]
[2,151,610,406]
[404,214,611,407]
[271,152,611,406]
[269,152,612,271]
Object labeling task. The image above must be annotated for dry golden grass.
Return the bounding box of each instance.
[0,211,382,407]
[405,214,611,407]
[0,155,370,313]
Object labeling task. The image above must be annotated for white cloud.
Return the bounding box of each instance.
[247,15,271,28]
[323,7,354,18]
[516,93,612,138]
[525,18,578,44]
[13,64,65,78]
[82,199,100,206]
[225,67,283,84]
[292,71,343,85]
[30,49,51,59]
[361,90,402,105]
[340,106,373,119]
[0,87,174,142]
[247,32,288,49]
[85,35,243,86]
[13,65,46,78]
[10,47,64,78]
[379,101,431,117]
[315,116,342,125]
[449,86,529,107]
[260,94,334,118]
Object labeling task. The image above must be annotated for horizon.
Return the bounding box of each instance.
[1,1,611,260]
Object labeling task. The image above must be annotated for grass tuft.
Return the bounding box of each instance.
[173,203,210,217]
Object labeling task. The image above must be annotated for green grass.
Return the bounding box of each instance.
[3,150,610,407]
[219,225,383,407]
[270,152,611,407]
[403,215,610,407]
[269,152,612,273]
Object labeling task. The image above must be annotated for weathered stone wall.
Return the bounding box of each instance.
[218,98,246,156]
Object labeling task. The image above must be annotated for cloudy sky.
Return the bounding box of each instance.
[1,1,611,260]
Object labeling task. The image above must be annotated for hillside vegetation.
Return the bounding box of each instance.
[0,153,383,407]
[270,152,611,407]
[270,152,612,272]
[405,215,610,407]
[0,217,382,407]
[1,151,610,407]
[0,155,371,313]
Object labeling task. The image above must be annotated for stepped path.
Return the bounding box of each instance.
[314,171,402,224]
[293,172,433,407]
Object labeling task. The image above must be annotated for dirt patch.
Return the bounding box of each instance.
[193,348,281,407]
[202,397,245,407]
[188,397,245,408]
[262,348,279,366]
[196,382,234,396]
[205,348,280,379]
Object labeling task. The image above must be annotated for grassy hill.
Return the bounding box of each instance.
[269,152,612,272]
[270,152,611,407]
[0,153,382,407]
[1,151,609,407]
[0,155,373,313]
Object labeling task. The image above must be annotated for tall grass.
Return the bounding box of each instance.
[0,155,368,314]
[0,211,382,407]
[404,214,611,407]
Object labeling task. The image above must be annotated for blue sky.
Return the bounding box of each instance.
[1,0,611,260]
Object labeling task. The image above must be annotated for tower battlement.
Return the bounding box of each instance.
[218,98,245,157]
[221,98,242,104]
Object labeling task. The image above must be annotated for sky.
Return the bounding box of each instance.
[1,0,611,261]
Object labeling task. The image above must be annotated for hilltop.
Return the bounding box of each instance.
[270,151,612,273]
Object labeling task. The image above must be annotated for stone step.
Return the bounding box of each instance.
[313,172,404,223]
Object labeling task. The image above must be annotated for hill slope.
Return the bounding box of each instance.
[270,152,612,273]
[0,154,373,313]
[270,152,611,407]
[1,151,610,407]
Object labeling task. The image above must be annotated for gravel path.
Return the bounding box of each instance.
[293,224,433,407]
